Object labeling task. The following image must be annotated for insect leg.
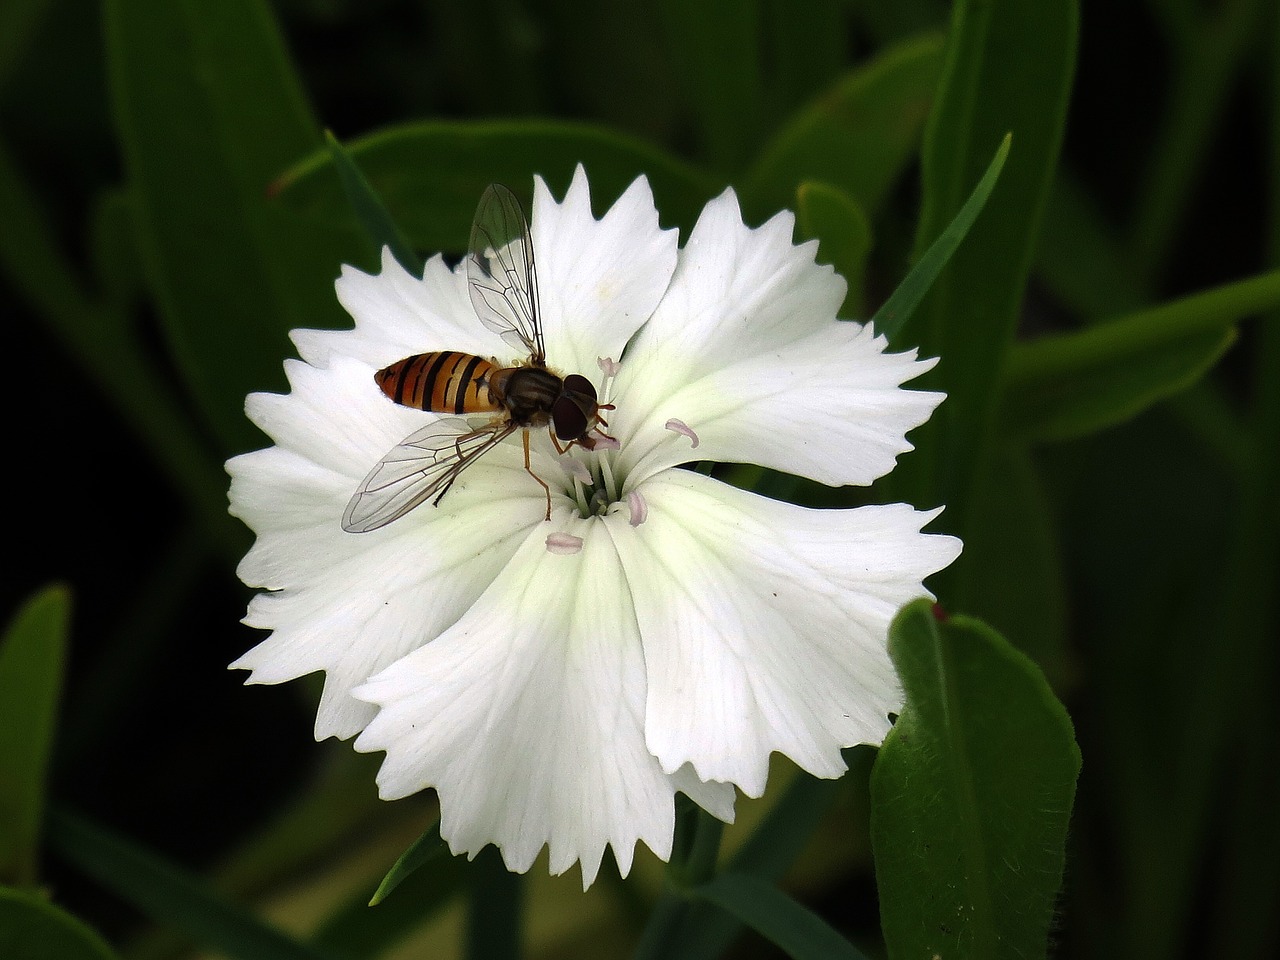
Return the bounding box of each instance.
[525,429,553,521]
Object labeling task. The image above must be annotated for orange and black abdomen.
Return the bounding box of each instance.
[375,351,500,414]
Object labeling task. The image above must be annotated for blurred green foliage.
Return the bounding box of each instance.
[1,0,1277,957]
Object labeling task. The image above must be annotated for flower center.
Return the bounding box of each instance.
[561,357,627,520]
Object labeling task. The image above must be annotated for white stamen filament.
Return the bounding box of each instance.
[545,532,584,555]
[598,450,620,504]
[627,490,648,527]
[665,418,700,448]
[563,457,594,517]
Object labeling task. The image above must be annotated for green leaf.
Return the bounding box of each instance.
[104,0,362,454]
[1010,330,1233,442]
[759,0,846,127]
[274,120,719,253]
[728,773,846,880]
[870,135,1009,344]
[0,0,51,91]
[0,586,69,888]
[1034,171,1147,321]
[0,136,96,327]
[312,829,465,960]
[0,139,242,562]
[0,887,117,960]
[465,847,521,960]
[1002,269,1280,441]
[795,182,872,318]
[898,0,1078,527]
[368,818,447,906]
[691,873,868,960]
[46,811,341,960]
[634,772,847,960]
[870,600,1080,960]
[741,33,944,223]
[88,186,146,310]
[656,0,763,173]
[323,131,421,277]
[208,749,386,896]
[851,0,950,45]
[953,446,1068,683]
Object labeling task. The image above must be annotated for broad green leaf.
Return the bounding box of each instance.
[871,135,1009,344]
[324,131,421,276]
[0,887,116,960]
[46,811,340,960]
[104,0,362,454]
[1001,269,1280,441]
[656,0,763,173]
[741,33,943,223]
[275,120,719,253]
[692,873,868,960]
[0,586,69,887]
[795,181,872,318]
[871,600,1080,960]
[898,0,1078,533]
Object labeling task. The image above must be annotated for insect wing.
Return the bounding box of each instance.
[467,184,545,361]
[342,419,515,533]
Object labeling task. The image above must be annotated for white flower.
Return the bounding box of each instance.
[227,166,961,888]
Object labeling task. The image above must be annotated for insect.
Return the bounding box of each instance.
[342,184,614,533]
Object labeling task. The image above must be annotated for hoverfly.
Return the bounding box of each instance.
[342,184,614,533]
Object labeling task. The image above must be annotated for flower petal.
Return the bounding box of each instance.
[606,470,961,796]
[298,250,501,370]
[230,470,541,739]
[353,517,735,889]
[229,356,555,739]
[531,167,678,379]
[610,188,939,488]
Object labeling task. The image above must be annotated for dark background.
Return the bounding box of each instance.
[1,0,1275,957]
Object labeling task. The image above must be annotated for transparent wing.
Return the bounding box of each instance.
[467,183,545,362]
[342,418,516,533]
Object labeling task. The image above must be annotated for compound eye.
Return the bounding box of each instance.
[552,395,590,440]
[562,374,597,401]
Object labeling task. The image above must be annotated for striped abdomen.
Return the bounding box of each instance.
[374,351,501,414]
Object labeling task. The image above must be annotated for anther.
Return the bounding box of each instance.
[664,418,700,448]
[564,458,593,485]
[627,490,648,527]
[545,532,584,555]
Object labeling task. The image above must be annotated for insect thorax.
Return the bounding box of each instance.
[498,366,565,427]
